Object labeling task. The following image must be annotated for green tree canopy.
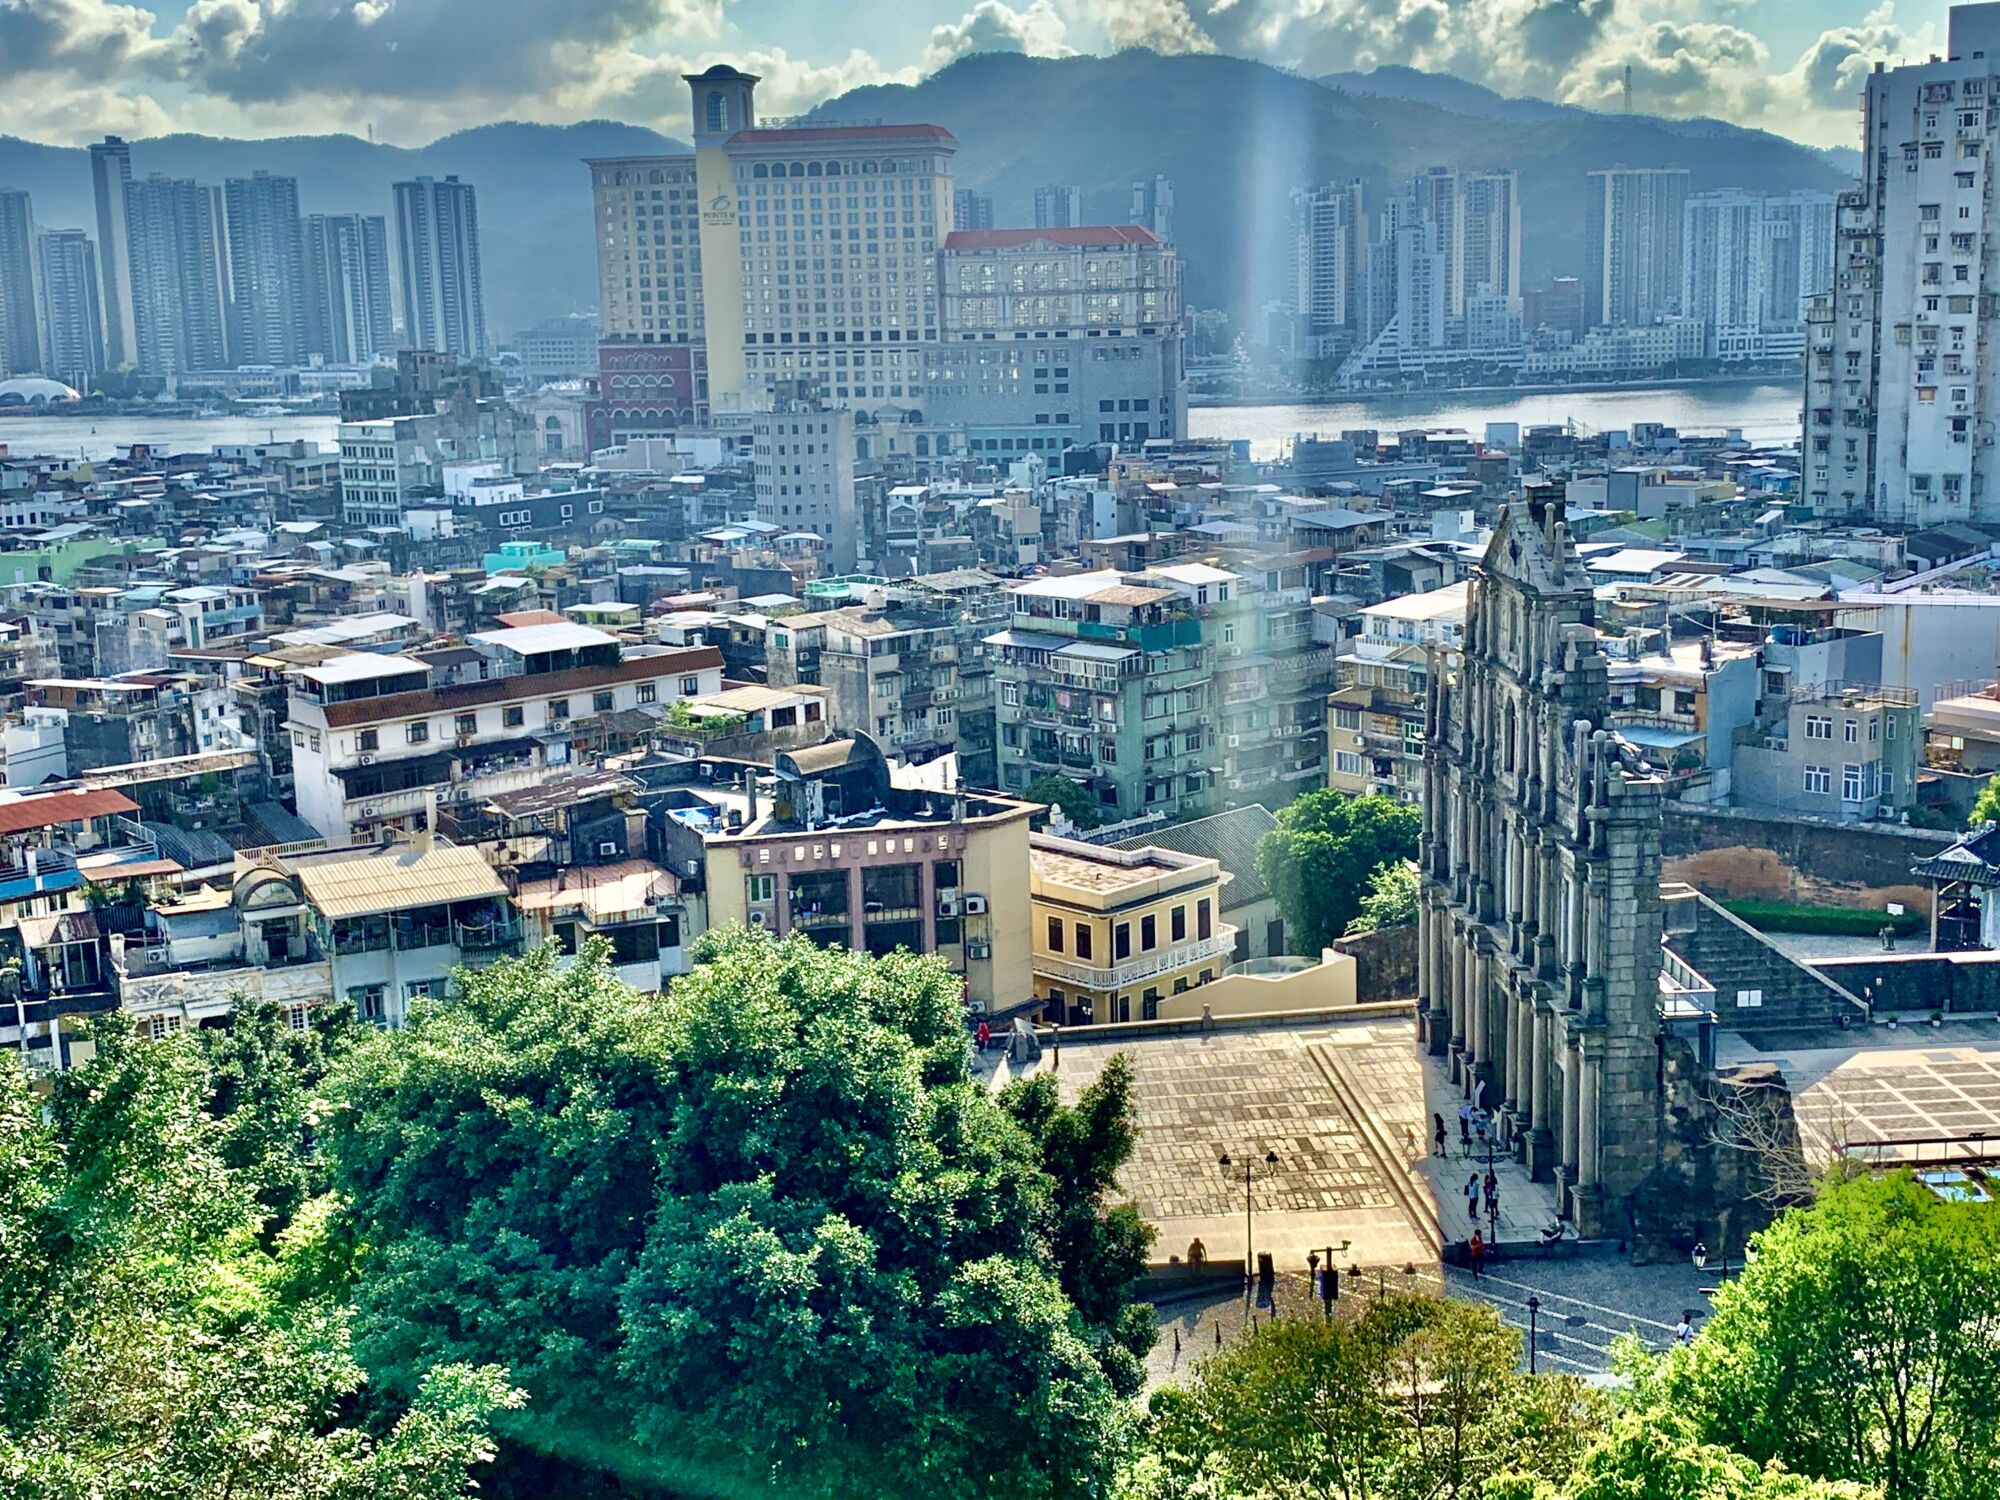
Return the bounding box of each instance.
[1346,858,1422,936]
[0,1015,515,1500]
[1971,773,2000,827]
[1027,772,1104,830]
[1257,791,1423,952]
[328,932,1150,1499]
[1130,1292,1598,1500]
[1646,1171,2000,1500]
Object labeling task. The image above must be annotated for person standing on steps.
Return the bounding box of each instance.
[1467,1230,1486,1279]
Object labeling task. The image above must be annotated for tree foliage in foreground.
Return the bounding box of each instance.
[1646,1172,2000,1500]
[1345,858,1422,937]
[1257,791,1423,953]
[1028,771,1105,830]
[328,932,1152,1498]
[0,1011,515,1500]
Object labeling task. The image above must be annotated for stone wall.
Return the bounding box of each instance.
[1332,922,1419,1001]
[1813,949,2000,1015]
[1630,1037,1796,1259]
[1662,802,1949,916]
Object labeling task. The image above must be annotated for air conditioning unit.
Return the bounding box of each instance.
[598,841,618,857]
[748,910,769,928]
[963,894,988,915]
[966,939,991,960]
[1226,734,1241,748]
[356,753,373,765]
[938,892,959,917]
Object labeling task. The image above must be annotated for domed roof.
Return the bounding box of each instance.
[0,377,81,405]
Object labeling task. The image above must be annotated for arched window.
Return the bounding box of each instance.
[789,162,805,178]
[753,163,768,178]
[648,169,663,184]
[824,161,841,177]
[705,91,727,133]
[915,435,929,456]
[807,161,822,177]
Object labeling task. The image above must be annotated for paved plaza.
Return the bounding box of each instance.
[1042,1016,1440,1279]
[1720,1016,2000,1162]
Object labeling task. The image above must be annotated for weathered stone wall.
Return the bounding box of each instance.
[1661,803,1949,916]
[1332,922,1419,1001]
[1813,949,2000,1014]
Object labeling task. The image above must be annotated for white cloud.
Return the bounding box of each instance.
[1088,0,1215,53]
[925,0,1073,72]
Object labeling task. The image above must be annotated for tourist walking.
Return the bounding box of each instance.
[1458,1102,1473,1155]
[1465,1174,1480,1223]
[1433,1113,1448,1156]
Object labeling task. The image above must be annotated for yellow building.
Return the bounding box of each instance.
[1028,833,1235,1024]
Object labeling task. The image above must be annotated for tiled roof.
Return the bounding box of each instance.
[1112,804,1280,911]
[0,787,138,834]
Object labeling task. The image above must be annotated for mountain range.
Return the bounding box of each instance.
[0,49,1859,344]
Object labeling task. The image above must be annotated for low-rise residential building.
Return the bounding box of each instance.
[1110,803,1285,961]
[284,620,723,844]
[816,604,961,765]
[1327,581,1467,801]
[1027,832,1234,1024]
[653,735,1036,1015]
[1731,679,1921,819]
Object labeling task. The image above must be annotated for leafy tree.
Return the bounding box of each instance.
[1027,771,1105,830]
[0,1024,516,1500]
[1132,1292,1597,1500]
[1649,1172,2000,1500]
[1487,1410,1876,1500]
[329,933,1149,1498]
[1971,773,2000,827]
[1258,791,1423,952]
[1346,859,1422,936]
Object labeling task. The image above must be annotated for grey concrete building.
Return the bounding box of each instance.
[224,171,308,365]
[927,225,1183,461]
[0,190,41,378]
[89,137,136,368]
[393,175,487,359]
[124,175,230,377]
[303,213,394,364]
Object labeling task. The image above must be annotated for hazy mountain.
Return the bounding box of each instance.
[0,120,681,340]
[0,51,1851,345]
[1818,145,1863,179]
[816,51,1848,316]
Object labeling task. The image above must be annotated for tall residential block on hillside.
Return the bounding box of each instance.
[36,229,102,387]
[1034,183,1083,229]
[303,213,394,364]
[124,175,230,376]
[0,190,40,378]
[393,175,487,359]
[89,136,136,368]
[1583,166,1689,327]
[1682,189,1834,359]
[1806,3,2000,524]
[224,171,309,365]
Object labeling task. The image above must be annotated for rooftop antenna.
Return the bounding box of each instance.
[1622,66,1633,115]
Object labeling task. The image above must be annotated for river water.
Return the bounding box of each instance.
[0,379,1804,466]
[1188,379,1804,461]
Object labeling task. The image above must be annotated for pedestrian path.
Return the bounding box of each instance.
[1413,1051,1561,1248]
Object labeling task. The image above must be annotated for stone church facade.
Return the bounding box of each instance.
[1417,488,1674,1239]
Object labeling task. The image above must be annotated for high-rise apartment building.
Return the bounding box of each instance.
[1583,167,1689,326]
[302,213,394,363]
[35,230,102,387]
[1459,169,1521,308]
[1286,181,1365,356]
[1130,176,1173,242]
[393,175,487,358]
[927,226,1183,458]
[124,175,230,376]
[1412,167,1461,316]
[585,155,705,347]
[0,190,41,378]
[1807,5,2000,523]
[89,137,136,368]
[953,189,993,231]
[224,171,308,365]
[1680,189,1832,359]
[1034,183,1083,229]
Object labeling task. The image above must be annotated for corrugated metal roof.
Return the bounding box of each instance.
[294,842,506,919]
[0,787,138,834]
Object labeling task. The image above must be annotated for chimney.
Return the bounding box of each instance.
[745,770,759,824]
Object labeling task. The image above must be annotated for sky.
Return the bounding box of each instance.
[0,0,1958,150]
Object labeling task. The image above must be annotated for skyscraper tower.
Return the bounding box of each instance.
[124,174,229,376]
[1033,183,1082,229]
[224,171,308,364]
[303,213,394,363]
[1583,167,1689,327]
[89,137,136,367]
[36,229,102,387]
[0,190,42,377]
[392,175,487,358]
[1130,176,1173,241]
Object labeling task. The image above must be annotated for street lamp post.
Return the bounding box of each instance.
[1527,1295,1541,1374]
[1220,1149,1279,1296]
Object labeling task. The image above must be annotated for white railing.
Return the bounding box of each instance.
[1659,947,1716,1001]
[1038,926,1239,992]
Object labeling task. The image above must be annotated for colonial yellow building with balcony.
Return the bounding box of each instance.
[1028,832,1234,1025]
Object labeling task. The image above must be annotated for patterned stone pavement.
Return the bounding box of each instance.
[1043,1018,1440,1278]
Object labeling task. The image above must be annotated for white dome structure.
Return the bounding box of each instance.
[0,377,82,405]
